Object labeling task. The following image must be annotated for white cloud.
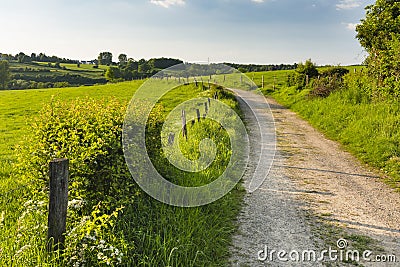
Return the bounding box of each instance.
[251,0,265,3]
[150,0,185,8]
[345,22,359,31]
[336,0,361,10]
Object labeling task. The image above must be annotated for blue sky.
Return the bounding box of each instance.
[1,0,374,65]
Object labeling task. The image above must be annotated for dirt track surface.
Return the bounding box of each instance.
[230,89,400,266]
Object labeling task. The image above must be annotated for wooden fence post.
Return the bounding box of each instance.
[48,158,69,251]
[168,133,175,145]
[196,109,200,122]
[262,75,264,89]
[205,102,208,114]
[273,75,276,90]
[207,97,211,107]
[181,110,187,140]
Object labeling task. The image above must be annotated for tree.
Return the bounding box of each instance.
[105,67,115,81]
[296,59,318,78]
[17,52,28,63]
[125,59,138,71]
[0,60,10,89]
[138,60,151,73]
[98,52,113,66]
[118,54,127,66]
[356,0,400,88]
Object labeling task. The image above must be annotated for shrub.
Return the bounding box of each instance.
[17,97,144,208]
[320,66,349,78]
[309,74,345,98]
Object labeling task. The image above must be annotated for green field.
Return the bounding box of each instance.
[0,79,244,266]
[8,61,109,89]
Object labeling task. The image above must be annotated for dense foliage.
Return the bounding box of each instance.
[356,0,400,96]
[0,60,10,89]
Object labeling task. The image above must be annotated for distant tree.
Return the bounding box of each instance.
[148,58,183,69]
[138,60,151,73]
[106,66,124,81]
[98,52,113,66]
[125,59,138,71]
[0,60,10,89]
[118,54,127,66]
[17,52,28,63]
[296,59,318,78]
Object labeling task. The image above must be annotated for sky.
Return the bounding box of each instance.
[1,0,375,65]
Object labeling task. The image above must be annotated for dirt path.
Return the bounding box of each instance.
[229,89,400,266]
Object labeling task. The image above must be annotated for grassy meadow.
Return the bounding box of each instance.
[0,79,245,266]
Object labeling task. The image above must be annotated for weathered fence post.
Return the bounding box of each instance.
[205,102,208,114]
[168,133,175,145]
[181,110,187,140]
[261,75,264,89]
[48,158,69,251]
[273,75,276,90]
[196,108,201,122]
[207,97,211,107]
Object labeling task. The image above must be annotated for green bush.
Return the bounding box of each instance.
[18,97,143,207]
[10,97,151,265]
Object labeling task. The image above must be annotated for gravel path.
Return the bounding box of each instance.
[229,89,400,266]
[230,89,321,267]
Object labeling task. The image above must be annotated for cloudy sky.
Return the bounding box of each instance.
[1,0,374,65]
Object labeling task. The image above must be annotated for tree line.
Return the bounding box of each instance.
[102,53,184,82]
[0,52,79,64]
[225,63,297,73]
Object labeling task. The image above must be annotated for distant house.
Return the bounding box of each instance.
[80,60,97,65]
